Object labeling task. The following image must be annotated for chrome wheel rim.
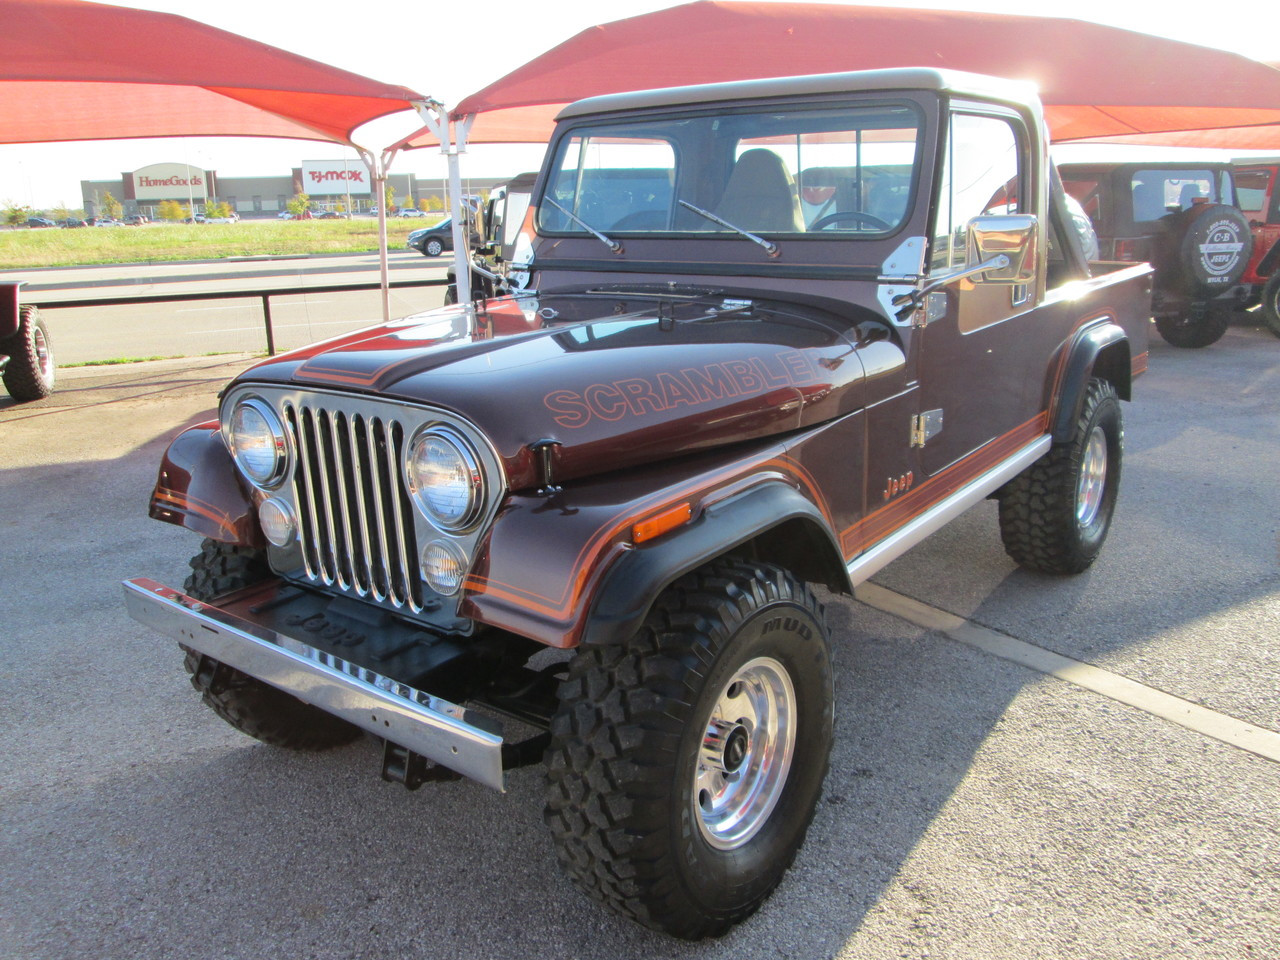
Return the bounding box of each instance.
[33,326,54,387]
[1076,425,1107,527]
[694,656,796,850]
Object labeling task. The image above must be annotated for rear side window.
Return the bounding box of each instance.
[1128,169,1226,222]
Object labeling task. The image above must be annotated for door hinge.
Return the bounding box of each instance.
[910,409,944,447]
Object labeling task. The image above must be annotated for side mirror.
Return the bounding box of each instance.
[968,214,1038,283]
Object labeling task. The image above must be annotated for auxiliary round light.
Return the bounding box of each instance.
[258,497,297,548]
[228,397,288,487]
[420,540,468,596]
[405,428,484,531]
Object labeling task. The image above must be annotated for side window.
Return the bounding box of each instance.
[931,113,1023,271]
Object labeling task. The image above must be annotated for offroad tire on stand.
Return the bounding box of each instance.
[425,238,444,257]
[1154,308,1232,349]
[998,378,1123,574]
[1260,273,1280,339]
[544,559,834,939]
[1,304,55,401]
[181,538,361,750]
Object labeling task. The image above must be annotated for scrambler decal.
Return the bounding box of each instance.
[544,350,819,428]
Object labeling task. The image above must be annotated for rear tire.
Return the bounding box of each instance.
[999,379,1122,574]
[181,538,361,750]
[1154,309,1230,348]
[1260,273,1280,339]
[544,559,833,939]
[2,304,55,401]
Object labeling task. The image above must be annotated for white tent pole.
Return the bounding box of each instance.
[357,145,391,323]
[417,102,473,304]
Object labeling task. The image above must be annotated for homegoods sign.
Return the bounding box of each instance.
[133,163,208,200]
[302,160,370,196]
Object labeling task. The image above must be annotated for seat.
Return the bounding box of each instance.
[1178,182,1206,209]
[1131,180,1167,222]
[713,149,803,232]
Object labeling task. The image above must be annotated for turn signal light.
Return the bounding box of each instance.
[633,503,693,544]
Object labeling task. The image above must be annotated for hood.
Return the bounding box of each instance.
[235,293,896,490]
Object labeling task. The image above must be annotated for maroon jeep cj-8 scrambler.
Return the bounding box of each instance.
[125,69,1151,938]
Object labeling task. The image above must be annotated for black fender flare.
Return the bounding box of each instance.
[580,480,849,648]
[1051,320,1131,444]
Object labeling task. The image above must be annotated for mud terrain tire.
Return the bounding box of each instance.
[1260,273,1280,339]
[544,559,833,939]
[182,538,361,750]
[2,304,55,401]
[999,379,1122,574]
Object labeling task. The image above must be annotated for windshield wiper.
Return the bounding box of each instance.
[544,198,622,254]
[678,200,780,258]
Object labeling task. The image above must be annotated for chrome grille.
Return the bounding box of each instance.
[285,401,423,612]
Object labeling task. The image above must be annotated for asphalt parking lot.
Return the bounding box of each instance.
[1,322,1277,959]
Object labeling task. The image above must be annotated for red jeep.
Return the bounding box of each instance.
[1232,157,1280,336]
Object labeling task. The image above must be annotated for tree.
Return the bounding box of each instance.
[384,184,396,212]
[424,195,444,212]
[286,192,311,217]
[157,199,185,221]
[2,199,34,225]
[206,200,233,219]
[52,202,71,221]
[101,191,123,219]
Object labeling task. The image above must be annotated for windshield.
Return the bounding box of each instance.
[537,102,921,240]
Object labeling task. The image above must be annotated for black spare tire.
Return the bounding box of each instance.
[1156,203,1251,298]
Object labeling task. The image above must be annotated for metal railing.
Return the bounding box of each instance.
[23,277,447,355]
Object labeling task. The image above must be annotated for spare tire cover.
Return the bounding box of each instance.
[1178,204,1251,295]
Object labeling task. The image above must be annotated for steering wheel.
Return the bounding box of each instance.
[810,211,891,231]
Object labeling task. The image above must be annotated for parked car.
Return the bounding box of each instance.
[1059,160,1251,347]
[123,214,149,225]
[60,218,86,228]
[1231,157,1280,336]
[406,218,454,257]
[398,207,428,218]
[94,217,124,227]
[26,216,56,228]
[277,210,295,220]
[317,211,350,219]
[127,68,1152,940]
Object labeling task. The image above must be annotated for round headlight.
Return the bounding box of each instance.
[420,540,468,596]
[405,428,484,530]
[228,397,289,487]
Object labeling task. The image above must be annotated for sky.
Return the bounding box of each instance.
[2,0,1277,210]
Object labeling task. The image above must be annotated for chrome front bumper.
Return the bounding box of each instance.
[122,577,506,790]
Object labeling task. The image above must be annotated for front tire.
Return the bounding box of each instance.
[999,378,1123,574]
[425,238,444,257]
[181,538,361,750]
[2,304,55,401]
[544,559,833,939]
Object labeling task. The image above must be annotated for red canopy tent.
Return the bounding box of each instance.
[0,0,425,145]
[400,1,1280,299]
[401,1,1280,149]
[0,0,433,319]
